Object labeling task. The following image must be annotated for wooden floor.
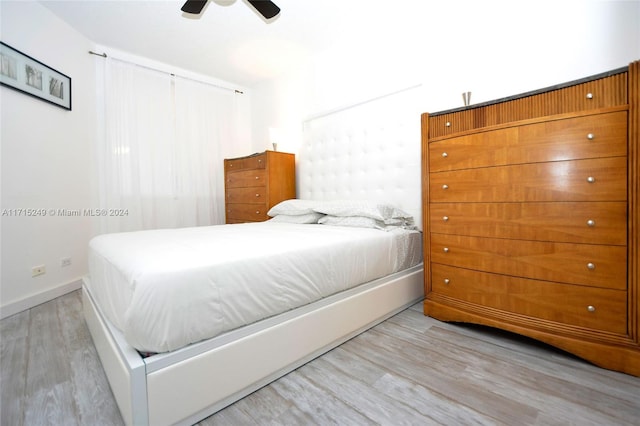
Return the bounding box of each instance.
[2,290,639,425]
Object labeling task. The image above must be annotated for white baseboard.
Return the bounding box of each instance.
[0,278,83,319]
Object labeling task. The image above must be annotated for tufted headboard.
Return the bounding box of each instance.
[298,86,423,228]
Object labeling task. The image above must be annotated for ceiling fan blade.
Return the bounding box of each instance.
[247,0,280,19]
[181,0,208,14]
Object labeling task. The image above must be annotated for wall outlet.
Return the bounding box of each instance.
[32,265,46,277]
[60,257,72,267]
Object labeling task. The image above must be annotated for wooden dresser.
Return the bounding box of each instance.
[224,151,296,223]
[421,61,639,376]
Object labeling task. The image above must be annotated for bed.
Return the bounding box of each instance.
[83,85,424,425]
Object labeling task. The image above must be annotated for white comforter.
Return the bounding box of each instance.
[87,222,421,353]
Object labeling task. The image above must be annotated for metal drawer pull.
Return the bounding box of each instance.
[256,211,260,214]
[444,278,450,284]
[587,133,594,140]
[587,219,595,227]
[587,305,596,312]
[445,121,451,127]
[442,184,449,190]
[443,216,449,222]
[255,193,260,197]
[255,176,259,180]
[587,176,595,183]
[443,247,449,253]
[442,152,448,158]
[586,92,593,99]
[587,262,596,270]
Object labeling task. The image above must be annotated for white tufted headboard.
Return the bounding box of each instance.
[298,86,423,228]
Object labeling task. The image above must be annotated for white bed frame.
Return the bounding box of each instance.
[83,265,423,425]
[84,86,425,425]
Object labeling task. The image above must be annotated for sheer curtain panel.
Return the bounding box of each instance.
[95,58,236,233]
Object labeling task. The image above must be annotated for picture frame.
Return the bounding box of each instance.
[0,41,71,110]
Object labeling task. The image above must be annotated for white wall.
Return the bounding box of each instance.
[0,2,254,317]
[0,1,96,317]
[251,0,640,155]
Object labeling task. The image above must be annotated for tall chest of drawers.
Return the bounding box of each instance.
[421,61,640,376]
[224,151,296,223]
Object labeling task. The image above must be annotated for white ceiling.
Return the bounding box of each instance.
[41,0,412,88]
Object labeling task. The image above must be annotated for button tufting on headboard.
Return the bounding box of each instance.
[299,86,422,227]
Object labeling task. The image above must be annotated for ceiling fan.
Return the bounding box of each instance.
[181,0,280,20]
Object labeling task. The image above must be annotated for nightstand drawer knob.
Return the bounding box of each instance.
[444,278,450,284]
[445,121,451,127]
[443,247,449,253]
[587,305,596,312]
[442,184,449,190]
[442,152,448,158]
[255,176,260,180]
[255,193,260,197]
[587,133,595,140]
[587,219,595,227]
[587,176,595,183]
[587,262,596,270]
[256,211,260,214]
[586,92,593,99]
[443,216,449,222]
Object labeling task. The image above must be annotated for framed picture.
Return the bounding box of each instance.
[0,41,71,110]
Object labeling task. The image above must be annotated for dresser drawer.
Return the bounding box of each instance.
[428,72,628,138]
[225,203,269,222]
[226,187,267,204]
[429,111,627,172]
[430,264,627,334]
[225,169,266,188]
[430,234,627,289]
[429,202,627,245]
[225,153,267,172]
[429,157,626,203]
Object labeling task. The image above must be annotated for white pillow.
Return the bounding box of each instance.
[313,200,412,222]
[269,212,324,224]
[267,199,321,217]
[318,215,381,229]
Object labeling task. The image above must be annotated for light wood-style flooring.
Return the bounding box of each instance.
[2,290,639,425]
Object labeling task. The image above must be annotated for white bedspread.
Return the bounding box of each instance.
[87,222,422,353]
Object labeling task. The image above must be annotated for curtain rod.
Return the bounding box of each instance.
[88,50,244,94]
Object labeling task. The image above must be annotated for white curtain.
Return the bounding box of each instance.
[95,58,239,233]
